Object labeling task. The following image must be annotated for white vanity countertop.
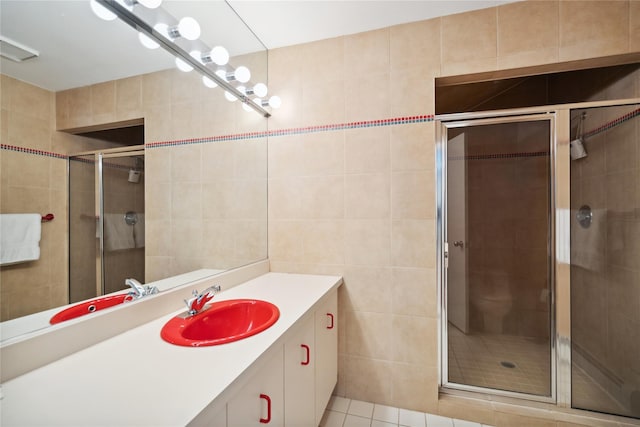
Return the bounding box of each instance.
[0,272,342,426]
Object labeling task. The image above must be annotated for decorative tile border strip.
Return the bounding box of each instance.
[146,115,435,148]
[449,151,549,161]
[584,107,640,139]
[0,144,67,159]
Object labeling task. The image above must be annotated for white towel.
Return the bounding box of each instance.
[103,213,135,251]
[0,213,42,266]
[571,208,605,271]
[134,213,145,249]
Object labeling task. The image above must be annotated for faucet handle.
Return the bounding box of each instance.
[185,285,221,315]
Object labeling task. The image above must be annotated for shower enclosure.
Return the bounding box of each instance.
[68,146,145,303]
[437,100,640,419]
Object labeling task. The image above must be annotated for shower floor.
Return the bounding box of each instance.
[447,324,625,413]
[447,324,551,396]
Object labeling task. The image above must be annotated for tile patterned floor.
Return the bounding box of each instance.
[320,396,495,427]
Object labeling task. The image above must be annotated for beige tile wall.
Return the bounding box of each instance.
[0,75,103,321]
[267,0,640,424]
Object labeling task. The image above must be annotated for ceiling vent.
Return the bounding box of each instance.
[0,36,39,62]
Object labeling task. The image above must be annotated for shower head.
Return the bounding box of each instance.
[570,138,587,160]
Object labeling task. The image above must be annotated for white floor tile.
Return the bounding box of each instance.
[373,404,399,423]
[426,413,454,427]
[372,420,397,427]
[348,399,375,418]
[329,395,351,413]
[321,410,347,427]
[453,419,482,427]
[344,414,372,427]
[399,408,426,427]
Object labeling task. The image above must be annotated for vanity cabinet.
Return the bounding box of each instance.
[227,346,284,427]
[284,313,315,426]
[314,291,338,426]
[218,290,338,427]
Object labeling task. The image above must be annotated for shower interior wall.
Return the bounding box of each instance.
[570,101,640,417]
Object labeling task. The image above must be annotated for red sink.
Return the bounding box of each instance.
[50,294,133,325]
[160,299,280,347]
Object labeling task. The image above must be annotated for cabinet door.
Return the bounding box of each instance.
[284,314,315,426]
[315,291,338,425]
[228,346,284,427]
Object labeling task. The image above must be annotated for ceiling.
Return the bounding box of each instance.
[0,0,515,92]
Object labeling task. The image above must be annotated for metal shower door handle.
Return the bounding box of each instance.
[453,240,464,248]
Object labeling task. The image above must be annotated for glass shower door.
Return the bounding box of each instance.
[570,104,640,418]
[101,153,145,295]
[69,154,99,303]
[442,115,554,399]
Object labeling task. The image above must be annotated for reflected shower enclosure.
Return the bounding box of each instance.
[442,117,553,398]
[69,149,145,303]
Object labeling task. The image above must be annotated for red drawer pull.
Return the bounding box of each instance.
[327,312,334,329]
[301,344,310,365]
[260,394,271,424]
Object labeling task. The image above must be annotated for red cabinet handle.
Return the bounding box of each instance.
[301,344,310,365]
[260,394,271,424]
[327,313,334,329]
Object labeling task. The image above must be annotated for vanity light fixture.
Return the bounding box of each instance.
[201,46,229,66]
[94,0,276,117]
[167,17,201,41]
[138,32,159,49]
[226,65,251,83]
[175,57,193,72]
[90,0,117,20]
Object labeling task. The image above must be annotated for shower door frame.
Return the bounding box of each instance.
[435,98,640,410]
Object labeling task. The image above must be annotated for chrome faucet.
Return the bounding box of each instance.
[125,278,159,300]
[185,285,221,316]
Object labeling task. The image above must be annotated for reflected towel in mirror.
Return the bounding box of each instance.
[103,213,135,251]
[134,213,144,248]
[0,213,41,266]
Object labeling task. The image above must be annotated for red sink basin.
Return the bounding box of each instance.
[49,294,133,325]
[160,299,280,347]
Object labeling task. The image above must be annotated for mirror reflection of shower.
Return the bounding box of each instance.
[68,125,145,303]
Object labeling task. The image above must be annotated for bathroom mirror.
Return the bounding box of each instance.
[0,1,268,332]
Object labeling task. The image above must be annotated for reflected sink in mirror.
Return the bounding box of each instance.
[161,299,279,347]
[49,294,133,325]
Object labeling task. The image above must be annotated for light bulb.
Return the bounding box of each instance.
[190,50,202,63]
[237,86,246,95]
[177,17,200,40]
[215,69,228,80]
[115,0,133,11]
[137,0,162,8]
[90,0,117,20]
[138,32,159,49]
[224,91,237,102]
[269,96,282,109]
[210,46,229,66]
[154,23,169,39]
[252,83,268,98]
[202,76,217,89]
[234,66,251,83]
[175,57,193,72]
[252,98,264,107]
